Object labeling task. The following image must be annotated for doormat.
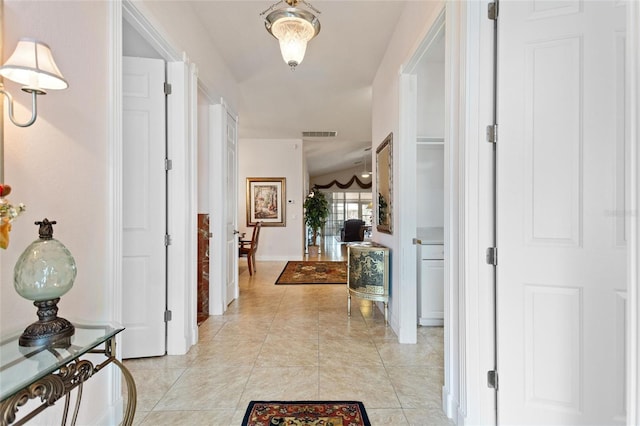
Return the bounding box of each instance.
[275,261,347,285]
[242,401,371,426]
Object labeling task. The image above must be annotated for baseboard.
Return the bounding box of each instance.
[91,399,123,426]
[190,324,199,346]
[442,385,456,421]
[419,317,444,326]
[257,255,304,261]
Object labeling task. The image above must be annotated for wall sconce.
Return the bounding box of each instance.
[0,38,67,246]
[0,38,68,128]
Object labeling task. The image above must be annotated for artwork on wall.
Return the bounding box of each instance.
[246,177,286,226]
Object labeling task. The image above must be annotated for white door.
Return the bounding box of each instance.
[122,56,167,359]
[497,1,627,423]
[224,110,239,305]
[209,103,238,314]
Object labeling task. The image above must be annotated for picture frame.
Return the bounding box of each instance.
[246,177,286,227]
[376,133,393,234]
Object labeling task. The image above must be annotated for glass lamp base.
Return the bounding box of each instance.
[19,298,75,347]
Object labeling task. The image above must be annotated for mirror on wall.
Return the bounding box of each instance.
[376,133,393,234]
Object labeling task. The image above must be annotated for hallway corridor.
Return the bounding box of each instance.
[124,241,451,425]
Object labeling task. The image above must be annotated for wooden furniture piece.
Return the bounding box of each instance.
[0,322,136,426]
[239,221,262,276]
[347,242,390,324]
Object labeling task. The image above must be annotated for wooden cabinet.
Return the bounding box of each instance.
[418,243,444,326]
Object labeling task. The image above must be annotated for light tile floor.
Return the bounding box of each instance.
[124,241,453,426]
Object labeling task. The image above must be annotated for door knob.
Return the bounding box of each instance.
[233,230,240,235]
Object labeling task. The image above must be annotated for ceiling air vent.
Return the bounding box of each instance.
[302,131,338,138]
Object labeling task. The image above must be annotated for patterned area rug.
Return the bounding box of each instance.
[275,261,347,285]
[242,401,371,426]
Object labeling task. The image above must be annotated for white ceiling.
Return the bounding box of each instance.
[189,0,408,176]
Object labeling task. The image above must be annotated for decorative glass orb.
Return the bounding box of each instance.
[14,219,76,347]
[14,219,76,301]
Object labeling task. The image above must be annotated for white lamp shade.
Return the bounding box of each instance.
[0,39,68,91]
[271,16,316,67]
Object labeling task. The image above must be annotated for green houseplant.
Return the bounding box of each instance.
[303,187,330,253]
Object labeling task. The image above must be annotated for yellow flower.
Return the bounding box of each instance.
[0,193,26,249]
[0,218,11,249]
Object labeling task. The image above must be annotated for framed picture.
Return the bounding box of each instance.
[246,177,286,227]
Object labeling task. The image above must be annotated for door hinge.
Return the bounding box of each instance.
[165,234,172,246]
[486,124,498,143]
[487,370,498,389]
[486,247,497,266]
[164,310,172,322]
[488,2,498,20]
[165,159,173,171]
[164,82,172,95]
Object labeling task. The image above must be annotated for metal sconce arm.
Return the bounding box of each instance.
[0,84,39,128]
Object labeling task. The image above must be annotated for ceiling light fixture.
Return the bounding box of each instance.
[361,149,371,179]
[261,0,321,70]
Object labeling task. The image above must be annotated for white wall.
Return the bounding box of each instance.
[416,55,445,138]
[238,139,304,261]
[0,1,240,423]
[123,18,162,59]
[136,0,238,114]
[371,0,444,339]
[0,1,112,423]
[417,145,444,229]
[1,0,111,329]
[197,89,210,212]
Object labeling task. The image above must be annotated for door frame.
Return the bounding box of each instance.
[110,0,198,357]
[628,0,640,422]
[398,2,496,423]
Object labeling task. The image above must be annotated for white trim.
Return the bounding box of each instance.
[122,0,180,62]
[444,3,461,421]
[188,61,199,347]
[166,60,195,355]
[460,1,497,424]
[107,2,124,423]
[209,103,226,315]
[627,0,640,423]
[397,72,418,344]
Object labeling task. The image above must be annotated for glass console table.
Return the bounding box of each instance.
[0,323,136,425]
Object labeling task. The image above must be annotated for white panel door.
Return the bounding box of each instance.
[209,103,238,314]
[225,111,239,306]
[122,56,166,359]
[497,1,626,424]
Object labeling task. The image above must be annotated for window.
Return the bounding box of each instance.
[324,192,373,236]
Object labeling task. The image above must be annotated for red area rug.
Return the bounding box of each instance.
[275,261,347,285]
[242,401,371,426]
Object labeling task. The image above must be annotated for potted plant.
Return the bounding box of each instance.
[303,186,330,256]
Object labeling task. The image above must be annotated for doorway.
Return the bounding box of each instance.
[119,1,199,356]
[121,20,168,359]
[399,6,452,418]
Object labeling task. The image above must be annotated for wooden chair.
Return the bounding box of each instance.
[239,222,262,276]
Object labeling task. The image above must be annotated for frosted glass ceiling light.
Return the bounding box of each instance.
[361,148,371,178]
[0,38,68,127]
[262,0,321,70]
